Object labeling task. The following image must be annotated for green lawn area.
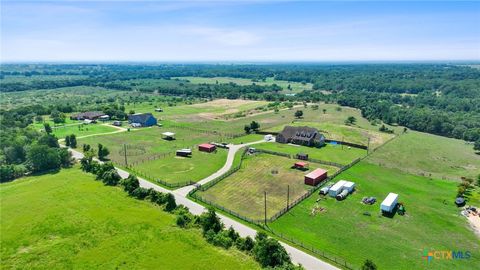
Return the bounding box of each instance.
[197,153,338,221]
[254,142,366,165]
[366,131,480,180]
[228,134,265,144]
[78,126,224,165]
[269,162,480,270]
[134,148,228,185]
[50,123,119,139]
[0,167,260,269]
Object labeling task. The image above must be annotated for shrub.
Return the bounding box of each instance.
[131,187,149,199]
[176,212,193,228]
[362,259,377,270]
[101,169,121,186]
[253,233,291,268]
[212,230,233,249]
[120,175,140,195]
[164,193,177,212]
[226,226,239,242]
[200,207,223,234]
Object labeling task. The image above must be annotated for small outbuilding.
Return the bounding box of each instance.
[176,149,192,157]
[304,168,328,186]
[162,132,176,140]
[128,113,158,127]
[328,180,347,197]
[294,161,309,170]
[155,108,163,112]
[199,143,216,153]
[99,115,110,121]
[113,121,122,126]
[264,134,274,141]
[296,153,309,160]
[381,193,399,214]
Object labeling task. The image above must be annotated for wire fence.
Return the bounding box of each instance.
[254,148,346,168]
[126,166,196,188]
[167,123,245,139]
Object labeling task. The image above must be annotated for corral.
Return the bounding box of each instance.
[196,153,338,221]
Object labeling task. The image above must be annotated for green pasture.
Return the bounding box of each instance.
[78,126,224,165]
[197,153,338,221]
[52,123,119,139]
[134,148,228,185]
[0,167,259,269]
[269,162,480,270]
[254,142,366,165]
[227,134,265,144]
[366,131,480,180]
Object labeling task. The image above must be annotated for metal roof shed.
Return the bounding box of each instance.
[342,181,356,193]
[162,132,176,140]
[328,180,347,197]
[381,193,399,213]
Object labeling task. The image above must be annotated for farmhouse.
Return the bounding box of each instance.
[70,111,105,120]
[128,113,157,127]
[304,168,328,186]
[199,143,216,153]
[276,126,325,147]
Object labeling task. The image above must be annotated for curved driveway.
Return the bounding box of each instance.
[68,139,339,270]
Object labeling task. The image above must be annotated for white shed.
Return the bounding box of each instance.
[380,193,399,213]
[342,181,356,193]
[264,134,274,141]
[328,180,347,197]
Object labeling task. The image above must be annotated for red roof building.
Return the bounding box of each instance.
[304,168,328,186]
[294,161,308,169]
[198,143,216,153]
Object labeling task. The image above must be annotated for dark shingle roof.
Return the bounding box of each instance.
[128,113,155,124]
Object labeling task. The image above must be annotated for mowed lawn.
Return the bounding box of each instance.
[197,154,338,221]
[0,168,260,270]
[134,149,228,185]
[269,162,480,270]
[51,123,120,139]
[78,126,223,165]
[254,142,366,165]
[366,131,480,180]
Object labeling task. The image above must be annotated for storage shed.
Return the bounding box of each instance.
[199,143,216,153]
[176,149,192,157]
[381,193,399,213]
[304,168,328,186]
[162,132,176,140]
[294,161,308,170]
[264,134,274,141]
[296,153,309,160]
[328,180,347,197]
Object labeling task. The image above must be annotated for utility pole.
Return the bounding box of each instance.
[287,185,290,210]
[124,144,128,166]
[264,191,267,225]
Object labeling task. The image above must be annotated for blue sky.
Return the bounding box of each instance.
[1,1,479,62]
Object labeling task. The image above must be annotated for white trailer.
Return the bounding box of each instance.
[342,181,356,193]
[264,134,274,141]
[328,180,347,197]
[380,193,399,213]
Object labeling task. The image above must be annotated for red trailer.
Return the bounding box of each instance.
[198,143,216,153]
[304,168,328,186]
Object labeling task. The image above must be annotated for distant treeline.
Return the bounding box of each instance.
[1,63,479,142]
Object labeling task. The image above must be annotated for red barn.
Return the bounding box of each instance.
[304,168,328,186]
[198,143,216,153]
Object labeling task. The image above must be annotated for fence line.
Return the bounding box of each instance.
[126,166,196,188]
[254,148,345,168]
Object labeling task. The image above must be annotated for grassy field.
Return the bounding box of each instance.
[51,123,119,139]
[197,153,338,221]
[172,76,313,93]
[269,162,480,270]
[78,126,224,165]
[134,148,228,184]
[0,167,260,269]
[254,141,366,165]
[366,131,480,180]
